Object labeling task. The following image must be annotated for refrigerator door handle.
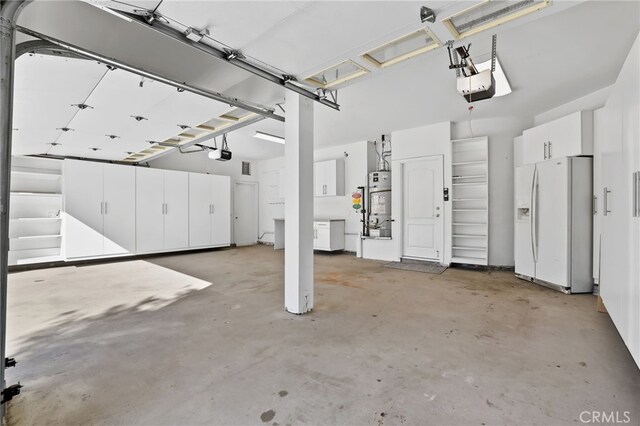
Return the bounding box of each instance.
[530,168,538,263]
[593,195,597,215]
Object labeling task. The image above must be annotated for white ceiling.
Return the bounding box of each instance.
[11,0,640,163]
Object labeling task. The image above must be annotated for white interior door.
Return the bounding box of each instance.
[136,167,165,253]
[211,175,231,246]
[535,158,570,286]
[64,160,104,258]
[188,173,212,248]
[103,163,136,255]
[163,170,189,250]
[234,182,258,246]
[402,156,444,261]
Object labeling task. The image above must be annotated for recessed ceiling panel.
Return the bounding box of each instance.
[362,28,441,68]
[443,0,551,39]
[305,60,369,89]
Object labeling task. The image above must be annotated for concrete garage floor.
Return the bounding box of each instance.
[5,245,640,425]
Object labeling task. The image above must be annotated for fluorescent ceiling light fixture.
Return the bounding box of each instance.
[362,28,441,68]
[254,131,285,144]
[305,60,369,89]
[91,5,133,23]
[442,0,551,40]
[476,57,511,97]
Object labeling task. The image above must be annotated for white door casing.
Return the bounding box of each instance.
[402,156,444,261]
[234,181,258,246]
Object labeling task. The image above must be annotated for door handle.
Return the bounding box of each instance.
[633,171,640,218]
[531,168,538,262]
[603,187,611,216]
[593,195,597,215]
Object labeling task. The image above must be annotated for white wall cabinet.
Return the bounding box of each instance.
[522,111,593,165]
[136,168,189,253]
[188,173,231,248]
[314,159,345,197]
[64,160,136,259]
[313,220,345,251]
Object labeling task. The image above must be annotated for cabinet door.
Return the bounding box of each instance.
[314,222,331,250]
[188,173,212,248]
[547,112,582,159]
[103,164,136,255]
[314,161,326,196]
[163,170,189,250]
[211,175,231,246]
[64,160,104,258]
[522,125,548,165]
[323,160,338,196]
[136,167,165,253]
[535,158,570,287]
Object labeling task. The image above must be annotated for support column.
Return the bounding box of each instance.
[284,93,314,314]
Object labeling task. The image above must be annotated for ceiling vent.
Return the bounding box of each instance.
[362,28,441,69]
[242,161,251,176]
[305,60,369,89]
[442,0,551,40]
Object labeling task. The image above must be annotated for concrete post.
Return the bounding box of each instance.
[284,93,314,314]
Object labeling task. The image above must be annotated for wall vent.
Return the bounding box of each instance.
[242,161,251,176]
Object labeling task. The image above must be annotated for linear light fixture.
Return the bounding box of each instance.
[254,131,285,144]
[442,0,551,40]
[362,28,441,69]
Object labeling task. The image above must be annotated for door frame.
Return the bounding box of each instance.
[233,181,259,246]
[395,155,445,264]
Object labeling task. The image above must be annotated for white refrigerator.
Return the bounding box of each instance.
[515,157,593,293]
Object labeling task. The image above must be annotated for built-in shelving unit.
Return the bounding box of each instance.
[9,156,63,265]
[451,137,488,265]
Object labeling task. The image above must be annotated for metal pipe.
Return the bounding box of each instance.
[122,11,340,111]
[16,26,285,123]
[0,0,33,416]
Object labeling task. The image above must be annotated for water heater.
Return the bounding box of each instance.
[368,171,391,238]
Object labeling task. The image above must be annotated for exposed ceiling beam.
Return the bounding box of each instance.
[120,10,341,111]
[16,25,285,123]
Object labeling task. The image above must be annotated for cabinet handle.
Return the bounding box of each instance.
[165,203,168,215]
[548,141,552,158]
[633,171,640,218]
[100,201,104,215]
[603,187,611,216]
[211,204,214,214]
[104,202,108,215]
[593,195,597,215]
[543,142,547,160]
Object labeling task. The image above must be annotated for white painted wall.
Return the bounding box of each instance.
[534,85,611,126]
[452,116,531,267]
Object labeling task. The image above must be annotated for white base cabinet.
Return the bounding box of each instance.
[313,220,345,251]
[136,168,189,253]
[64,160,135,259]
[188,173,231,248]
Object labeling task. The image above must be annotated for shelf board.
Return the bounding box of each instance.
[452,182,487,186]
[11,217,61,221]
[452,198,487,201]
[15,255,63,265]
[11,234,61,240]
[452,161,487,166]
[12,170,61,180]
[453,246,487,251]
[453,175,487,179]
[453,209,487,212]
[453,234,487,238]
[453,222,487,225]
[452,256,488,262]
[10,192,62,198]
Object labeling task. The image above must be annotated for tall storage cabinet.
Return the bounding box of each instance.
[136,167,189,253]
[64,160,136,259]
[188,173,231,248]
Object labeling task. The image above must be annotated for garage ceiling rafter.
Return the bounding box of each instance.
[16,25,285,124]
